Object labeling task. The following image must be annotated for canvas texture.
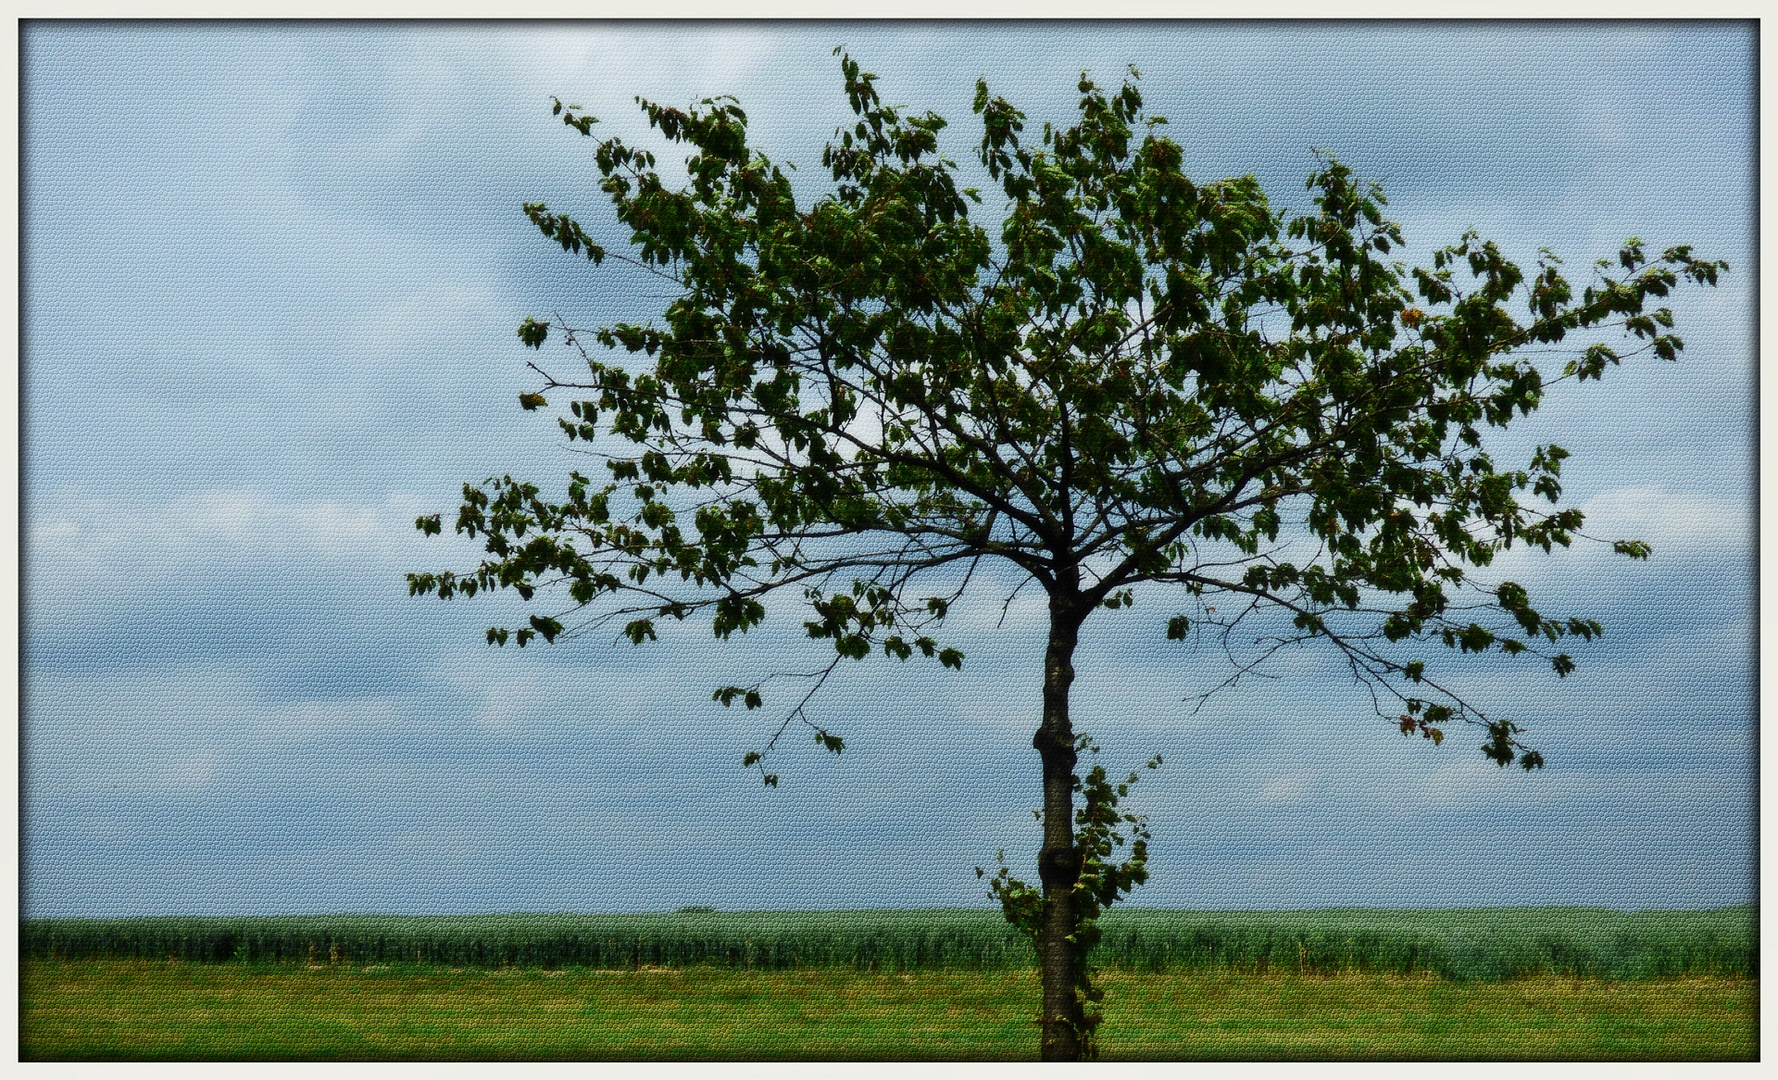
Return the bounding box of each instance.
[20,20,1758,1062]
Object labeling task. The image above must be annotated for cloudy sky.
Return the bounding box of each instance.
[22,21,1756,916]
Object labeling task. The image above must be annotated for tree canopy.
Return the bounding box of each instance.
[410,53,1724,1059]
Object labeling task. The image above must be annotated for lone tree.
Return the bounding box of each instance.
[410,54,1724,1060]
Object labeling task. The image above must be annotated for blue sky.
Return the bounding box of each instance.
[22,21,1756,916]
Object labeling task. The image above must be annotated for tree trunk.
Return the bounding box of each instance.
[1033,589,1086,1060]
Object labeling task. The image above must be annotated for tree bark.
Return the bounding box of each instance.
[1033,587,1086,1060]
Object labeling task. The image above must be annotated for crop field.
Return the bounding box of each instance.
[24,905,1757,980]
[21,907,1757,1061]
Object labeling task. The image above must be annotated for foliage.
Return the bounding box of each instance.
[411,54,1723,773]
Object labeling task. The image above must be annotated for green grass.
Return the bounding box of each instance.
[21,960,1756,1061]
[23,905,1757,981]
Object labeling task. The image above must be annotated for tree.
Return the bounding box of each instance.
[409,53,1725,1060]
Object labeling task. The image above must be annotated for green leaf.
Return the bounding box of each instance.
[518,317,550,348]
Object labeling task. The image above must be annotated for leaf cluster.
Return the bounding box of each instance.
[411,53,1725,776]
[976,735,1162,1055]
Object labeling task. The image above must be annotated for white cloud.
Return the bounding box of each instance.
[1574,486,1750,552]
[1258,772,1318,806]
[1475,485,1749,602]
[27,488,471,609]
[27,665,411,742]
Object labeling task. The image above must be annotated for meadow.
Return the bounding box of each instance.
[21,907,1758,1061]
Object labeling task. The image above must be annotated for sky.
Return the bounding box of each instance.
[21,21,1757,916]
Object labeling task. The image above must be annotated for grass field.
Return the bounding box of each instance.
[21,960,1757,1061]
